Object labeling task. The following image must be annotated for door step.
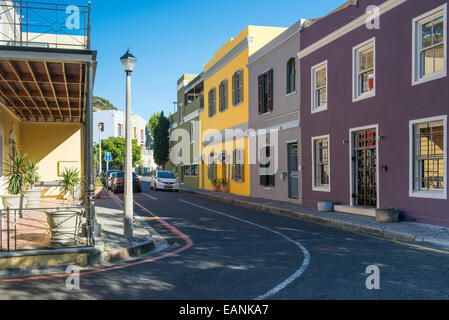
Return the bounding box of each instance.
[334,205,376,218]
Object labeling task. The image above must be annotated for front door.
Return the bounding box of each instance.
[352,129,377,207]
[287,143,299,199]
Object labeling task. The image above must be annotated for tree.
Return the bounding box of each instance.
[148,111,170,169]
[93,96,118,111]
[94,137,142,172]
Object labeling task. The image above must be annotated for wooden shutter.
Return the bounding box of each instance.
[231,150,236,181]
[268,69,274,112]
[258,75,263,114]
[232,73,236,106]
[224,80,228,111]
[237,148,244,182]
[238,70,243,104]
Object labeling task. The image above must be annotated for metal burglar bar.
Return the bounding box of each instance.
[0,206,87,252]
[353,130,377,207]
[0,0,91,49]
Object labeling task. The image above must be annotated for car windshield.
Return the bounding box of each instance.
[158,172,175,179]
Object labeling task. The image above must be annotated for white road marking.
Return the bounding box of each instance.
[180,199,311,300]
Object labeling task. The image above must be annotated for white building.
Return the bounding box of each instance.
[93,110,156,173]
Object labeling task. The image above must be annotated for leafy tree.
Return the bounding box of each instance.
[148,111,170,169]
[93,96,118,111]
[94,137,142,171]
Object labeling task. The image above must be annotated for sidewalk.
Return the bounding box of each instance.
[0,189,157,271]
[181,186,449,249]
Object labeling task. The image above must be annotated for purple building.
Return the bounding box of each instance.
[299,0,448,226]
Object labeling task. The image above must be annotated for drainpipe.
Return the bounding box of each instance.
[85,61,95,246]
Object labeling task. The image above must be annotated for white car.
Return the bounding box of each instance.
[150,171,180,192]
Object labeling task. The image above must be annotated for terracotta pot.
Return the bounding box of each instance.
[212,185,220,192]
[94,186,104,199]
[221,185,229,193]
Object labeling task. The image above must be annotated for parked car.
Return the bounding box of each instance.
[105,170,121,188]
[150,171,180,192]
[111,172,142,194]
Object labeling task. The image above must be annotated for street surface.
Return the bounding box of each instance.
[1,182,449,300]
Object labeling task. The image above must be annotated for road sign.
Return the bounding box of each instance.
[105,152,112,162]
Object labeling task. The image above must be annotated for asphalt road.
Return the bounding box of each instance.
[1,182,449,300]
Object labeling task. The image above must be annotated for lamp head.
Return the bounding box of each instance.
[120,49,137,73]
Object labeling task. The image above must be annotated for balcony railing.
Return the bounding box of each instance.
[0,0,91,50]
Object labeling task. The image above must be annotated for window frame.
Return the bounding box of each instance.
[286,57,297,96]
[259,145,275,188]
[232,69,244,106]
[219,79,228,113]
[232,148,245,183]
[258,68,274,115]
[312,135,331,192]
[352,38,376,102]
[208,87,216,118]
[409,115,447,199]
[412,4,448,86]
[311,60,328,114]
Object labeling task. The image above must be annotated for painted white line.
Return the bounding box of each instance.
[180,199,311,300]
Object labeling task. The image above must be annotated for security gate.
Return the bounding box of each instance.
[352,129,377,207]
[287,143,299,199]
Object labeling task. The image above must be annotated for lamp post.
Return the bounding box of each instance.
[97,122,104,177]
[120,49,137,238]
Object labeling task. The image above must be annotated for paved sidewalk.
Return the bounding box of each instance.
[181,186,449,249]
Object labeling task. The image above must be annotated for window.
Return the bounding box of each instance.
[232,149,244,182]
[208,88,216,118]
[118,124,124,137]
[410,116,447,199]
[287,58,296,95]
[192,164,198,177]
[190,122,194,143]
[184,165,191,176]
[232,70,243,106]
[258,69,274,114]
[179,104,184,123]
[311,61,327,113]
[412,4,447,85]
[259,146,275,187]
[312,136,330,191]
[219,80,228,112]
[353,38,375,101]
[208,153,217,181]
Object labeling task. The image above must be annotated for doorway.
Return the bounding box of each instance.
[287,142,299,199]
[351,128,378,207]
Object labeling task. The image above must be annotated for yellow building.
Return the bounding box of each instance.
[199,26,286,196]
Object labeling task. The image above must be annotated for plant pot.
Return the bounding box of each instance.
[212,185,220,192]
[1,194,28,210]
[376,208,399,223]
[46,209,82,247]
[22,189,42,209]
[221,185,229,193]
[317,201,334,212]
[94,186,104,199]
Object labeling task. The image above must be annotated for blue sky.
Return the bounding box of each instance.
[90,0,343,121]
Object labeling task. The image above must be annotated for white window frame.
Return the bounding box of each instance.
[190,121,194,144]
[311,60,328,114]
[311,134,331,192]
[412,3,448,86]
[409,115,447,199]
[352,37,376,102]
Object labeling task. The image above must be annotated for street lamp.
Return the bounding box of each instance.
[120,49,137,238]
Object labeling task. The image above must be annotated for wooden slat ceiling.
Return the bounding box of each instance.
[0,59,87,123]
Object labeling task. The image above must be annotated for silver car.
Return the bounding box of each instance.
[150,171,180,192]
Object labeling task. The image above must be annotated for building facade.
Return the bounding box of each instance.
[199,26,287,196]
[167,73,204,189]
[299,0,449,226]
[248,20,303,203]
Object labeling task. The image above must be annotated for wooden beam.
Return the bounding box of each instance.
[44,61,64,121]
[8,60,44,119]
[0,90,25,120]
[0,72,35,120]
[62,62,72,121]
[26,61,54,121]
[79,64,82,122]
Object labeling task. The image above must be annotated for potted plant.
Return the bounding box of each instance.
[46,168,83,247]
[94,177,104,199]
[211,179,221,192]
[58,167,81,206]
[1,152,28,210]
[220,179,229,193]
[317,200,335,212]
[22,159,42,209]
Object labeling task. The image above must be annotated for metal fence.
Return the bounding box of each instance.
[0,0,91,50]
[0,205,88,252]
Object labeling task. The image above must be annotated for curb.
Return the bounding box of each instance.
[182,188,421,244]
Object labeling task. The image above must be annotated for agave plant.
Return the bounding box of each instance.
[24,159,41,190]
[4,152,27,195]
[59,168,81,204]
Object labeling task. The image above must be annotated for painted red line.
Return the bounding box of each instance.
[0,214,193,284]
